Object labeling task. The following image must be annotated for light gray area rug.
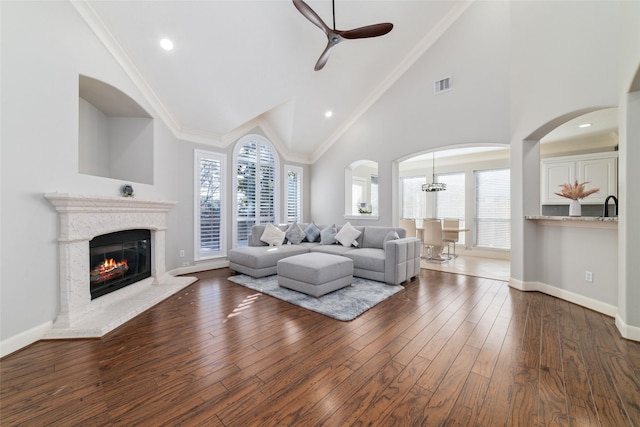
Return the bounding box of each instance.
[227,274,404,321]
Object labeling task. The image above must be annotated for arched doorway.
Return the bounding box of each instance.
[398,145,510,281]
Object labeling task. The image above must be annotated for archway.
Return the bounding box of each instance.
[397,144,511,280]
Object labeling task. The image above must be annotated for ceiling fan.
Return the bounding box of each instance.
[292,0,393,71]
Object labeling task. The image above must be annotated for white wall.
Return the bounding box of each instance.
[0,1,192,350]
[78,98,110,177]
[535,224,618,308]
[312,1,511,226]
[311,1,640,337]
[508,1,622,284]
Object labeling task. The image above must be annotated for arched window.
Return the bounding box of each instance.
[233,135,279,247]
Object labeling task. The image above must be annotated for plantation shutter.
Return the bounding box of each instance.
[258,144,276,224]
[286,166,303,223]
[236,142,257,246]
[234,136,279,247]
[196,150,225,259]
[475,169,510,249]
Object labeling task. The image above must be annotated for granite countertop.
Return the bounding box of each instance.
[525,215,618,222]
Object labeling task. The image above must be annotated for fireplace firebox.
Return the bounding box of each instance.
[89,229,151,299]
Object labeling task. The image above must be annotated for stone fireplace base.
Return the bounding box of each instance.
[44,193,197,338]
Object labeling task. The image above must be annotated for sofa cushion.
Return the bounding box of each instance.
[320,224,337,245]
[311,244,356,256]
[335,221,361,247]
[285,222,306,245]
[304,223,321,243]
[343,248,386,272]
[261,223,286,246]
[362,227,405,249]
[229,245,309,269]
[249,224,287,246]
[383,230,400,245]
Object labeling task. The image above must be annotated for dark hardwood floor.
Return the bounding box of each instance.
[2,268,639,426]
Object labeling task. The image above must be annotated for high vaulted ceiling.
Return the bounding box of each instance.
[73,1,472,163]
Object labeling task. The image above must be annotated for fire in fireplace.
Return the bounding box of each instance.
[89,229,151,299]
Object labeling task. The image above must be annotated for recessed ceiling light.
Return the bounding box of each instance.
[160,38,174,51]
[579,123,591,128]
[325,111,333,118]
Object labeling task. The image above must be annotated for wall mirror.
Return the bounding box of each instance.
[345,160,378,217]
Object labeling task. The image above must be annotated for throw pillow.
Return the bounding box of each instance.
[335,222,362,247]
[304,222,321,243]
[320,224,337,245]
[260,223,285,246]
[383,230,400,245]
[285,222,306,245]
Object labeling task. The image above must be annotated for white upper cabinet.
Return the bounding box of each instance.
[541,152,618,205]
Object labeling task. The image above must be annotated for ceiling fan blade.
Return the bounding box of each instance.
[339,23,393,39]
[314,41,335,71]
[292,0,331,36]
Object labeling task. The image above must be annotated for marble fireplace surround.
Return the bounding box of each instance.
[44,193,197,338]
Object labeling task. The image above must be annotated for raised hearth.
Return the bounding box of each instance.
[44,193,197,338]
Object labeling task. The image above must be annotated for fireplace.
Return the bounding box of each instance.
[44,193,197,338]
[90,229,151,299]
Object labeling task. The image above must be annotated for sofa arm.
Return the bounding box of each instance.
[384,237,421,285]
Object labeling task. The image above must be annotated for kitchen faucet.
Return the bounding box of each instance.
[603,195,618,217]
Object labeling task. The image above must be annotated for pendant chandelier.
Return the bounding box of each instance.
[422,151,446,192]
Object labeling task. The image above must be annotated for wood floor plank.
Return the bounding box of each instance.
[445,371,490,426]
[2,267,639,426]
[475,330,521,427]
[421,344,481,424]
[352,354,433,425]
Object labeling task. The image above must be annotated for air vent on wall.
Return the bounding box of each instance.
[434,77,451,94]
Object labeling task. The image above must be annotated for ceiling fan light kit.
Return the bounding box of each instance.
[292,0,393,71]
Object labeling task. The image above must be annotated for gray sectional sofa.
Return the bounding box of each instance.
[228,223,421,285]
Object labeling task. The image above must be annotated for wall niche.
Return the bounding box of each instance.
[78,75,154,185]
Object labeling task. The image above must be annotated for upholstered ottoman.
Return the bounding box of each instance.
[277,253,353,297]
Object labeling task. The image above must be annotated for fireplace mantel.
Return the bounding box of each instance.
[44,193,197,338]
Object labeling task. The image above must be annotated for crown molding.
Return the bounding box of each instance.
[174,126,224,147]
[310,0,475,164]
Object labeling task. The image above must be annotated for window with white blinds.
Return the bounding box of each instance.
[436,172,465,244]
[195,150,226,259]
[401,176,427,219]
[234,135,279,247]
[475,168,510,249]
[285,165,303,223]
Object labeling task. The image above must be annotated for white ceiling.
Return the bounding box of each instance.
[73,1,472,163]
[540,107,618,145]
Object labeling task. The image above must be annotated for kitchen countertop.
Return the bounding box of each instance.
[525,215,618,222]
[525,215,618,228]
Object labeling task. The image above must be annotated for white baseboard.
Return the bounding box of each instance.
[169,259,229,276]
[508,280,618,317]
[615,314,640,341]
[1,321,52,358]
[510,279,639,342]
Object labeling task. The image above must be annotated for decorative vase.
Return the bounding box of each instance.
[569,199,581,217]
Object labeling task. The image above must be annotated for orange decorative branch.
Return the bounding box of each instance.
[554,180,600,200]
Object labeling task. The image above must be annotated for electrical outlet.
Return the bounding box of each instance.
[182,262,189,267]
[180,249,185,257]
[585,271,593,282]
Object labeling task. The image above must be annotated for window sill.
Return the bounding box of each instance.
[344,215,379,221]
